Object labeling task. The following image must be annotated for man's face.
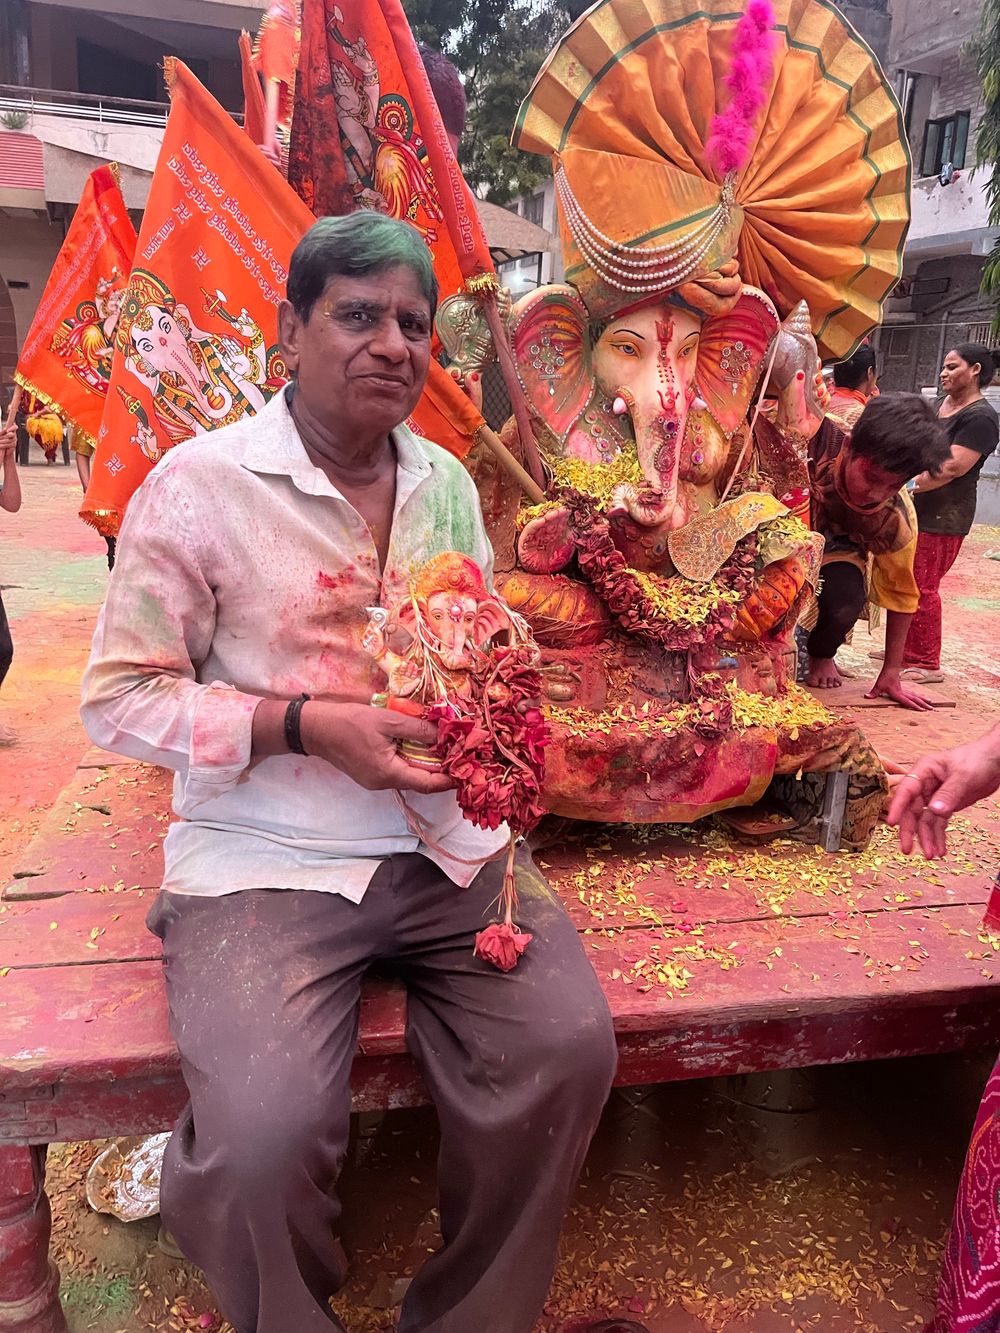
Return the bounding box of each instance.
[841,450,906,505]
[279,266,432,438]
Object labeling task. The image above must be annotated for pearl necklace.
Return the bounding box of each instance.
[556,165,735,295]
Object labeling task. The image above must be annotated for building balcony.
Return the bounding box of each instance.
[905,166,998,261]
[889,2,981,74]
[0,84,242,210]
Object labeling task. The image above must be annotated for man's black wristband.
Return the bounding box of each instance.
[284,693,311,756]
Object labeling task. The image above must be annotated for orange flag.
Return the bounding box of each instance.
[288,0,500,460]
[81,60,315,536]
[14,164,136,449]
[289,0,494,297]
[240,30,267,147]
[252,1,300,132]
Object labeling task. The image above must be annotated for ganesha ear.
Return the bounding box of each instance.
[509,284,592,446]
[696,287,780,438]
[397,602,419,635]
[475,598,512,645]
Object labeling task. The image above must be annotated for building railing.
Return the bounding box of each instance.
[0,85,243,129]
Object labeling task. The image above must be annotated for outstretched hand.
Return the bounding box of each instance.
[866,667,934,712]
[886,730,1000,859]
[300,701,454,795]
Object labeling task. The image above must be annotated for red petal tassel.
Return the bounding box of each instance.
[474,921,532,972]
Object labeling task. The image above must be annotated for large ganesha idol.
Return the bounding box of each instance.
[459,0,910,845]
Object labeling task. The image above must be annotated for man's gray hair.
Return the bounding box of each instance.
[287,213,438,322]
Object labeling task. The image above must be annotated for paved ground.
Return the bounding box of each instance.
[3,461,1000,1333]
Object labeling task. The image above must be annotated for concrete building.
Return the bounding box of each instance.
[877,0,999,395]
[496,177,563,299]
[0,0,265,400]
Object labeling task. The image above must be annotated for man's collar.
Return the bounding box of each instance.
[239,386,433,497]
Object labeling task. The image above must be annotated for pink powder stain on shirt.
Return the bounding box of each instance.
[316,570,349,592]
[191,700,251,769]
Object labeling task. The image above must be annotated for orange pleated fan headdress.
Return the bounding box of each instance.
[512,0,910,359]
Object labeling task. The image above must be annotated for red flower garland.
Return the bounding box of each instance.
[426,645,548,971]
[559,487,759,652]
[428,646,548,836]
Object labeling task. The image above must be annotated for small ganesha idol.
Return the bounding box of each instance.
[362,553,549,970]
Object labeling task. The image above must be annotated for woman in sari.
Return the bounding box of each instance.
[889,727,1000,1331]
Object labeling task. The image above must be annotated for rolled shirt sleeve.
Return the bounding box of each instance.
[80,460,263,802]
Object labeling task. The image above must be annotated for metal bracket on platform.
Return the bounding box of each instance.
[818,770,849,852]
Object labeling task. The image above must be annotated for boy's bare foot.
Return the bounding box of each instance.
[807,657,842,688]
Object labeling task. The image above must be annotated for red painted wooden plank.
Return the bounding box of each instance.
[78,749,136,770]
[0,961,175,1090]
[13,750,997,931]
[610,996,1000,1086]
[540,808,999,931]
[5,767,170,899]
[585,908,1000,1021]
[4,1061,429,1146]
[13,986,1000,1147]
[0,893,158,969]
[2,904,999,1099]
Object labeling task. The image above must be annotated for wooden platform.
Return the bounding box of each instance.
[4,745,1000,1144]
[4,730,1000,1332]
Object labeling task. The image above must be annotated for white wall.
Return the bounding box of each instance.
[28,114,161,207]
[501,176,564,295]
[28,0,265,31]
[0,212,66,348]
[908,172,992,249]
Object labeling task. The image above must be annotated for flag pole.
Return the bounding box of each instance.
[478,422,545,504]
[479,293,546,495]
[4,385,22,430]
[263,79,281,157]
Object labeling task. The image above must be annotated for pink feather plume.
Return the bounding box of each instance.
[705,0,777,180]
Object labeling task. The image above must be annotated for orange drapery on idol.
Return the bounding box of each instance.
[81,59,315,536]
[14,164,137,450]
[288,0,511,463]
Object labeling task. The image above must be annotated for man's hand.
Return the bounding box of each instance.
[865,666,934,712]
[0,423,17,457]
[300,701,454,794]
[887,729,1000,859]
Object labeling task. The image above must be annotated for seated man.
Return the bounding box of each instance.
[81,213,616,1333]
[806,394,951,709]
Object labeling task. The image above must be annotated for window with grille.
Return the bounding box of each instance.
[957,322,1000,350]
[920,111,970,177]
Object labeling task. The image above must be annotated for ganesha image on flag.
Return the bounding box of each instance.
[327,6,443,239]
[49,267,129,399]
[113,269,286,459]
